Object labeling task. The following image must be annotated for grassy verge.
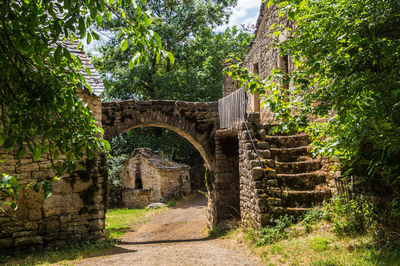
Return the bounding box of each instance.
[106,206,165,239]
[226,196,400,265]
[4,206,166,265]
[230,222,400,265]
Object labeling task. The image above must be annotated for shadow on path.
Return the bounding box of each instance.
[119,237,210,246]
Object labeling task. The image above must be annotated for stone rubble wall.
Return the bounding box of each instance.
[0,90,107,251]
[122,188,154,209]
[222,62,239,98]
[238,115,276,228]
[208,134,240,228]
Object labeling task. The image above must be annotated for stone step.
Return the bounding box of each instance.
[270,146,311,162]
[276,172,326,190]
[281,190,331,208]
[256,142,270,149]
[266,134,310,148]
[275,160,322,174]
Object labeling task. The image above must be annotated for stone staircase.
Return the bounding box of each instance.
[257,133,331,219]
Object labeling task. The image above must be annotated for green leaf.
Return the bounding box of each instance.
[33,146,41,160]
[167,51,175,65]
[33,181,41,192]
[121,39,129,51]
[42,181,53,199]
[54,44,62,65]
[153,32,162,48]
[11,201,17,210]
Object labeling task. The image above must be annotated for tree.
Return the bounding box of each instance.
[92,0,253,101]
[0,0,163,206]
[228,0,400,219]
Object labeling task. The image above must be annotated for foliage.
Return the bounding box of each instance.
[111,127,203,164]
[235,201,400,264]
[0,0,164,203]
[107,154,128,187]
[256,215,294,246]
[227,0,400,217]
[93,0,252,102]
[331,194,376,236]
[301,209,328,233]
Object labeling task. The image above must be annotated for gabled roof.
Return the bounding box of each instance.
[131,148,190,171]
[64,42,104,97]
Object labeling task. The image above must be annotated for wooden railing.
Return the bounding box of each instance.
[218,88,246,129]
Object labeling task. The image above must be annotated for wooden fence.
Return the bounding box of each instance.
[218,88,246,129]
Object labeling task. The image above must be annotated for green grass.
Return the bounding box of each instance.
[230,221,400,265]
[106,207,162,239]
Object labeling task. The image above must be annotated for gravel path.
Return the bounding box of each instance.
[77,195,263,266]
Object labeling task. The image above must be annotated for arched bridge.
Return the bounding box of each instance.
[102,100,219,168]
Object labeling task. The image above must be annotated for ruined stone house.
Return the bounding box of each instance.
[0,42,107,251]
[112,148,190,208]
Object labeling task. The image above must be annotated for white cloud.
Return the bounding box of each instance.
[216,0,261,32]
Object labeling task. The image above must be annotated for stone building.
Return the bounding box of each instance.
[0,42,107,251]
[218,2,336,228]
[113,148,191,208]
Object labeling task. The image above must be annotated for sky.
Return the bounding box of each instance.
[217,0,261,31]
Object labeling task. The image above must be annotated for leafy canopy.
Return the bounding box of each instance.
[93,0,254,101]
[0,0,163,206]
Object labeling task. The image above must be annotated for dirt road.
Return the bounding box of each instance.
[77,195,263,266]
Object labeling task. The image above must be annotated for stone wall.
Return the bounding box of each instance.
[0,90,107,251]
[243,3,292,123]
[222,62,239,97]
[208,133,240,228]
[119,188,154,209]
[238,115,275,228]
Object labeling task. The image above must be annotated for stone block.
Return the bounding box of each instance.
[14,236,43,246]
[0,238,13,248]
[43,194,83,217]
[51,179,73,194]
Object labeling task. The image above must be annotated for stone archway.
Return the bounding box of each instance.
[102,99,242,229]
[101,100,219,169]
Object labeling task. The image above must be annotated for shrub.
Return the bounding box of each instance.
[256,215,294,246]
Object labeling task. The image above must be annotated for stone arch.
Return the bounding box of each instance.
[121,123,212,168]
[101,100,219,170]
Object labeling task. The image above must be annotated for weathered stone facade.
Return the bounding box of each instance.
[243,3,293,123]
[0,90,107,251]
[113,148,191,208]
